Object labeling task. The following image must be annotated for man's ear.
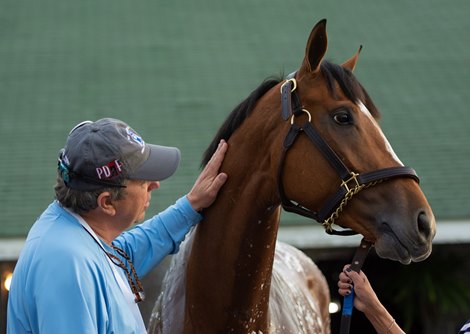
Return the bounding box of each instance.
[96,192,116,216]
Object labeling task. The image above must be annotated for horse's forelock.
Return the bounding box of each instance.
[320,61,380,119]
[201,77,282,167]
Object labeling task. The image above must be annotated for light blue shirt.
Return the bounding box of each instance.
[7,196,201,334]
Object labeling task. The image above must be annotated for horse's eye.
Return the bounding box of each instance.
[333,111,352,125]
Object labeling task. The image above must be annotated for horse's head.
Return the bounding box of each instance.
[281,19,436,264]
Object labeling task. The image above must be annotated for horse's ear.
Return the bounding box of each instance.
[342,45,363,72]
[299,19,328,75]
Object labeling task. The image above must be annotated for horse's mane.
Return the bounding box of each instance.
[201,77,282,166]
[202,61,379,166]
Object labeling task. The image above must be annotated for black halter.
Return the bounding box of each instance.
[277,72,420,236]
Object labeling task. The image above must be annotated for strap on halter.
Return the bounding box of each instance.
[278,75,420,236]
[277,120,359,236]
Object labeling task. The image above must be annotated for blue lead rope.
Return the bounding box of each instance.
[342,289,355,317]
[339,238,373,334]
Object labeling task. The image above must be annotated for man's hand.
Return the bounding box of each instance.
[187,140,228,212]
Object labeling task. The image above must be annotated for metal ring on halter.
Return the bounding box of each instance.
[290,108,312,125]
[280,78,297,93]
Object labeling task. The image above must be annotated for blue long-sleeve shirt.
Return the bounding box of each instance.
[7,196,201,334]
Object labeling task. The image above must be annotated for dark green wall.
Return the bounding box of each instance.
[1,0,469,236]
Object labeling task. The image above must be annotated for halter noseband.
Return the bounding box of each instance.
[277,72,420,236]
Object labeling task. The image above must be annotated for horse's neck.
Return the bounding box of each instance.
[184,140,282,333]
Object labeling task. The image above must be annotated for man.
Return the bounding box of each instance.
[7,118,228,333]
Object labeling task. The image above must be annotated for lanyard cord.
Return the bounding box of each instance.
[81,226,145,303]
[106,245,146,303]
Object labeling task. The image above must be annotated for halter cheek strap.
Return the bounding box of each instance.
[277,73,420,235]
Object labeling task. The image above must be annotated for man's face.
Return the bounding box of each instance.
[113,179,160,227]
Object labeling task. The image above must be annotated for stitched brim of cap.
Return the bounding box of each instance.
[131,144,181,181]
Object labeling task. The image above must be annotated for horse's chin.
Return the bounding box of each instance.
[374,226,432,265]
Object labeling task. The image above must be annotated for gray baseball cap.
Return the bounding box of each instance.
[58,118,181,191]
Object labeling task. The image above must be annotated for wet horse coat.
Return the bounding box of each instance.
[149,229,330,334]
[149,19,435,334]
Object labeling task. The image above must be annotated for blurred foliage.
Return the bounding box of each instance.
[381,250,470,333]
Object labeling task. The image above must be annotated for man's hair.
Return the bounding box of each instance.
[54,174,127,215]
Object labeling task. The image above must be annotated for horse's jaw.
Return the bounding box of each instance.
[336,180,437,265]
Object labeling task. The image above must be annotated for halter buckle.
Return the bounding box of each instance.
[280,78,297,93]
[341,172,360,193]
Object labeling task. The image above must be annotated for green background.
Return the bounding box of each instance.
[1,0,469,236]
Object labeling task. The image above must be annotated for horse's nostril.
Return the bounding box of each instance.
[417,212,431,239]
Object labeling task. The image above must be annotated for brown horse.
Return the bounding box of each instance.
[149,19,436,334]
